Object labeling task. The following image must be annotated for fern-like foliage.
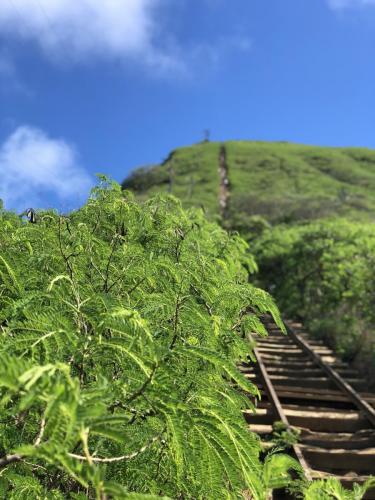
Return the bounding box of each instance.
[0,178,297,498]
[302,477,375,500]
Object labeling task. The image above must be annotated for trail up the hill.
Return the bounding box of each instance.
[219,144,230,220]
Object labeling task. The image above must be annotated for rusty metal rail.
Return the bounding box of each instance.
[254,347,312,481]
[285,323,375,427]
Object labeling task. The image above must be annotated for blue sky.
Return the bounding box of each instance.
[0,0,375,211]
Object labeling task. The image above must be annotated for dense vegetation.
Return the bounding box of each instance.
[123,141,375,376]
[254,220,375,377]
[0,178,303,499]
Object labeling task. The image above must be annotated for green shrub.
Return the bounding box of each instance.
[0,178,299,499]
[254,219,375,375]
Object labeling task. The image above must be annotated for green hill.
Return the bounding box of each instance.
[123,140,375,377]
[122,140,375,229]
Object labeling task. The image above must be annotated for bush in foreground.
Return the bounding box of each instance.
[0,179,299,499]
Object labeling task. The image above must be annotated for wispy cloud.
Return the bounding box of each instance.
[0,0,182,73]
[185,34,252,75]
[0,1,251,77]
[328,0,375,9]
[0,126,94,211]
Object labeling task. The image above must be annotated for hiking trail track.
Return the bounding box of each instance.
[242,316,375,498]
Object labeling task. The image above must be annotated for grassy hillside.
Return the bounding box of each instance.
[123,142,222,219]
[123,140,375,228]
[122,140,375,376]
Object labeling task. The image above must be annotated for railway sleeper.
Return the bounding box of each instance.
[254,384,355,405]
[301,444,375,474]
[298,427,375,450]
[243,408,275,425]
[285,408,371,433]
[262,367,326,377]
[259,354,312,363]
[260,360,317,370]
[270,375,368,392]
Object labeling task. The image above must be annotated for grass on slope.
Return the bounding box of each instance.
[226,141,375,226]
[123,140,375,228]
[123,142,221,220]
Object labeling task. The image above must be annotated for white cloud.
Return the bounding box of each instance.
[0,1,251,76]
[0,126,94,211]
[328,0,375,8]
[0,0,180,72]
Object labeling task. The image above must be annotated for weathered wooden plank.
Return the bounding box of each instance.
[258,349,306,357]
[275,389,352,404]
[270,376,338,390]
[299,428,375,449]
[286,410,369,433]
[301,445,375,472]
[243,408,275,425]
[247,424,273,435]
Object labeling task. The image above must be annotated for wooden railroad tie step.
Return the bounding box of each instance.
[245,406,371,432]
[299,427,375,449]
[247,424,273,435]
[284,406,371,432]
[243,408,275,425]
[301,444,375,473]
[269,375,368,392]
[272,385,375,406]
[257,346,335,356]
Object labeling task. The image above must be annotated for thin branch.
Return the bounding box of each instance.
[108,401,156,423]
[231,306,252,331]
[21,460,47,472]
[89,257,106,282]
[81,428,93,466]
[65,252,80,261]
[91,207,102,235]
[174,228,185,263]
[103,235,119,292]
[34,417,46,447]
[68,431,163,463]
[106,257,137,293]
[126,276,147,297]
[0,454,22,468]
[0,416,46,470]
[65,218,72,235]
[191,285,213,316]
[125,364,157,404]
[106,274,124,293]
[169,293,182,351]
[58,217,74,280]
